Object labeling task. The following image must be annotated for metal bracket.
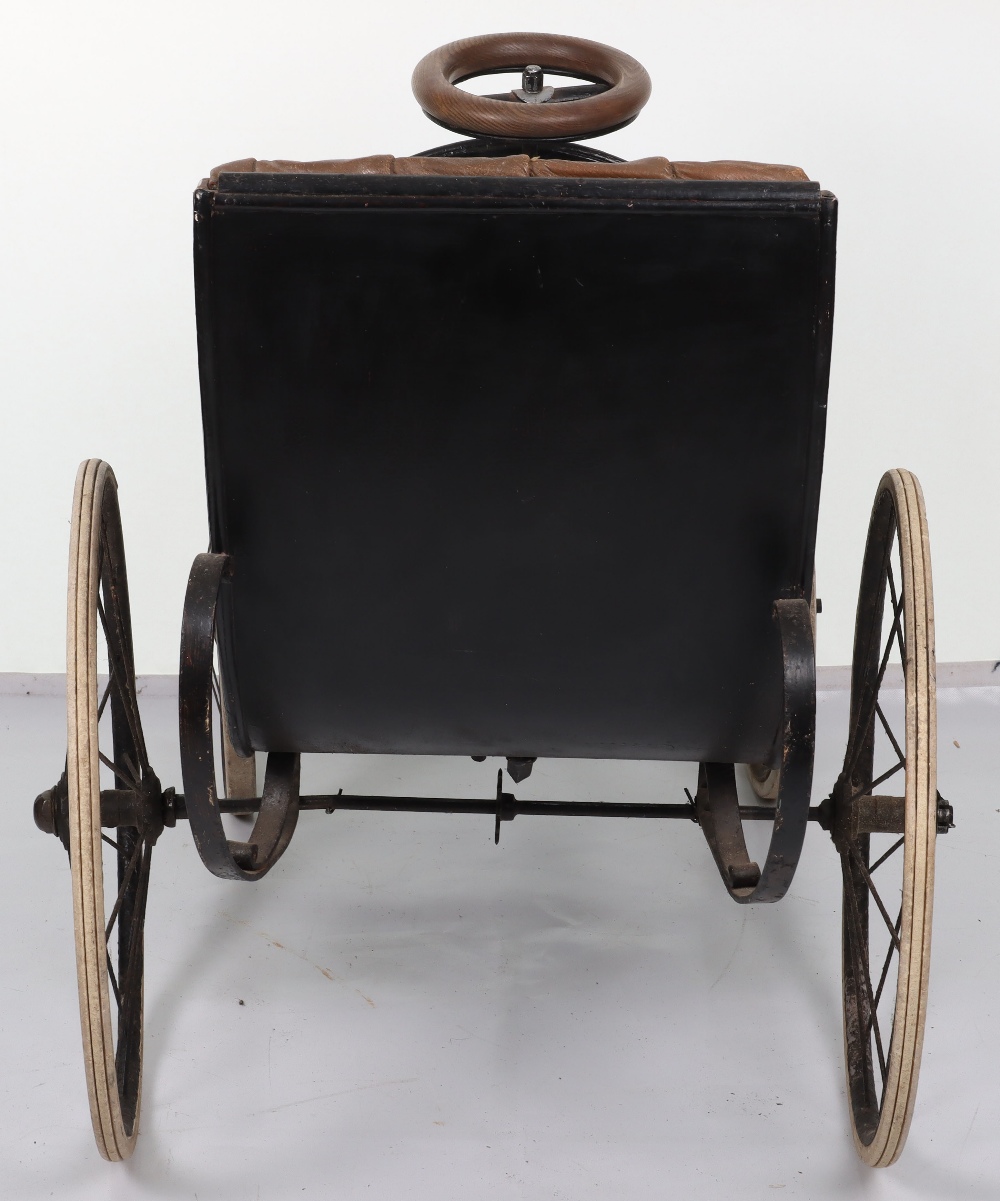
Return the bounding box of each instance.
[694,763,761,892]
[179,552,300,881]
[494,770,516,843]
[696,597,816,904]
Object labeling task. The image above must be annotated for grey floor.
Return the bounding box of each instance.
[1,682,996,1200]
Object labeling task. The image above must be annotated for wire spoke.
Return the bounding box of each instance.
[97,677,113,721]
[101,833,120,852]
[870,759,905,792]
[105,837,145,941]
[98,750,142,792]
[96,620,142,745]
[96,542,109,620]
[850,759,905,806]
[886,563,907,672]
[849,844,902,952]
[875,702,906,765]
[116,842,152,1063]
[873,908,902,1011]
[106,952,122,1010]
[863,907,902,1069]
[870,836,905,874]
[845,598,883,773]
[106,658,148,773]
[843,860,888,1086]
[122,842,152,990]
[121,751,143,792]
[96,593,115,658]
[96,591,150,776]
[844,596,904,783]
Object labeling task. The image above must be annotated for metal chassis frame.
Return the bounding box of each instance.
[175,555,819,900]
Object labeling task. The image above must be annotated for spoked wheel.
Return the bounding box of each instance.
[65,459,163,1160]
[829,469,941,1166]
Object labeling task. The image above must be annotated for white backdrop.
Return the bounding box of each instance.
[2,0,998,672]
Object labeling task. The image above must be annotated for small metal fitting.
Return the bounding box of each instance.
[34,789,56,835]
[506,756,535,784]
[522,64,543,94]
[34,772,70,853]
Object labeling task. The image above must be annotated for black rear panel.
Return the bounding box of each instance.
[195,175,835,761]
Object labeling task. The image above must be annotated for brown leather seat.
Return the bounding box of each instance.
[207,154,808,186]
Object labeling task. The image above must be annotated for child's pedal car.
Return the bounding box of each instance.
[34,32,952,1166]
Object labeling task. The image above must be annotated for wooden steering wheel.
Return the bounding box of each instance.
[411,32,651,142]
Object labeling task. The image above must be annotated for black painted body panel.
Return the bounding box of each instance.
[194,175,836,762]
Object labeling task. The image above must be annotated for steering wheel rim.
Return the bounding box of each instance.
[411,32,651,142]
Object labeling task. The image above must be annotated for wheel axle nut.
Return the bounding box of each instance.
[34,789,56,835]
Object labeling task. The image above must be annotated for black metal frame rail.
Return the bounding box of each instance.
[166,792,828,824]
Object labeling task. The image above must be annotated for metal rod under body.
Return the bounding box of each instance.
[169,793,827,822]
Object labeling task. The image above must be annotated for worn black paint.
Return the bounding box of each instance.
[194,174,836,767]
